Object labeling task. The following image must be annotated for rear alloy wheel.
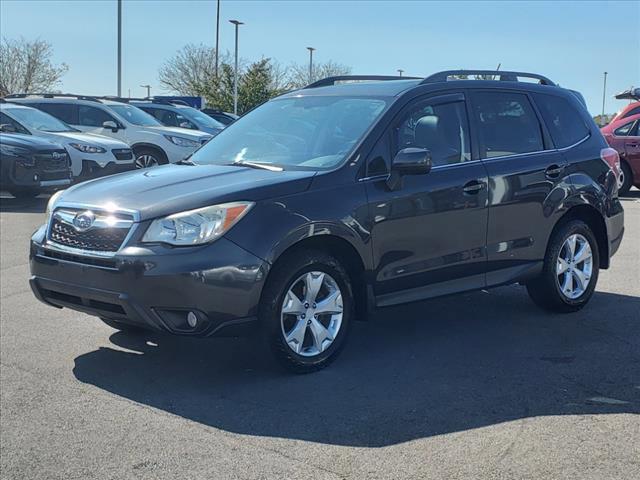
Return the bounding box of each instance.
[527,220,599,313]
[618,161,633,196]
[260,250,353,373]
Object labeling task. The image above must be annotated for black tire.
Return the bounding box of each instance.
[99,317,145,333]
[9,189,40,199]
[133,147,167,169]
[526,220,600,313]
[618,161,633,196]
[259,249,354,373]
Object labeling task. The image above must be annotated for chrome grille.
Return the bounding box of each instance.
[47,209,134,253]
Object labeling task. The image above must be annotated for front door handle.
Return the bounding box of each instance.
[463,180,485,194]
[545,164,565,178]
[626,142,639,147]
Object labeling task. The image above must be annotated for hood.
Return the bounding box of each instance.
[147,125,212,140]
[44,131,131,148]
[0,133,66,151]
[57,163,316,220]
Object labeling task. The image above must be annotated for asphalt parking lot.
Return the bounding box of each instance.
[1,191,638,480]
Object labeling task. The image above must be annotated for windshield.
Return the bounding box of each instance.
[179,107,224,129]
[6,106,75,132]
[190,96,389,170]
[109,104,162,126]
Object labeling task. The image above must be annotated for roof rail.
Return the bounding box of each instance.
[305,75,421,89]
[4,93,104,102]
[421,70,556,86]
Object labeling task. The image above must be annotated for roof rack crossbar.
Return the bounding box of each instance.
[305,75,421,89]
[421,70,556,86]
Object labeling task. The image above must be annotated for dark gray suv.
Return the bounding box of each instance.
[29,71,624,373]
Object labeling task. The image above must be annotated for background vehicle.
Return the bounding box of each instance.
[7,95,212,168]
[1,132,71,198]
[201,108,239,125]
[29,71,624,373]
[601,112,640,195]
[0,102,135,180]
[129,99,225,136]
[610,87,640,124]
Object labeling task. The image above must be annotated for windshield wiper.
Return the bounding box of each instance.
[229,160,283,172]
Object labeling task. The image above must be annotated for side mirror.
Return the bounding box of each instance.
[0,123,17,133]
[387,148,431,190]
[102,120,119,132]
[392,147,432,174]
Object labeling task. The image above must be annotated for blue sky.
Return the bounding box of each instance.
[1,0,638,115]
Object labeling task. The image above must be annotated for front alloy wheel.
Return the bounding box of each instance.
[260,250,353,373]
[281,271,344,357]
[135,154,160,169]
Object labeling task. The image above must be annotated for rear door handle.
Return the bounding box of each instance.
[463,180,485,194]
[545,164,565,178]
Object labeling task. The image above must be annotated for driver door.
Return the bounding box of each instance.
[364,92,489,306]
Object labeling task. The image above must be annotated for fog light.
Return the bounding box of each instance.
[187,311,198,328]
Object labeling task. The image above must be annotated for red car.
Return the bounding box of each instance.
[601,89,640,195]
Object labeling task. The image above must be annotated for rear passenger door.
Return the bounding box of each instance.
[470,90,568,285]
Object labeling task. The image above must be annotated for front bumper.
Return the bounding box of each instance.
[1,158,71,191]
[30,229,269,337]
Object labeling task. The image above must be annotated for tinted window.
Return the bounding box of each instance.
[614,121,635,136]
[36,103,77,124]
[108,104,161,126]
[78,105,114,127]
[472,92,544,158]
[622,106,640,118]
[3,106,74,132]
[396,100,471,167]
[534,93,589,148]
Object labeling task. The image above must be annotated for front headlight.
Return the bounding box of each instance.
[164,135,200,148]
[142,202,254,246]
[69,143,106,154]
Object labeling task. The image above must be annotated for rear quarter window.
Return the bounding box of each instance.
[36,103,78,124]
[533,93,590,148]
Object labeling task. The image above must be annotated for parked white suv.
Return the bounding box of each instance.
[0,102,135,180]
[9,96,212,167]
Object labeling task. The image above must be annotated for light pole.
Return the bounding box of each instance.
[397,69,404,77]
[307,47,316,83]
[140,84,151,98]
[229,19,243,115]
[117,0,122,97]
[214,0,220,77]
[602,71,608,119]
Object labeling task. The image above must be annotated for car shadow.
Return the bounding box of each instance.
[0,194,49,213]
[72,286,640,447]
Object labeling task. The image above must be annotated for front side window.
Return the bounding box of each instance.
[108,104,162,127]
[190,96,389,171]
[614,121,635,136]
[472,92,544,158]
[395,100,471,167]
[533,93,589,148]
[178,107,224,129]
[78,105,115,127]
[3,106,74,133]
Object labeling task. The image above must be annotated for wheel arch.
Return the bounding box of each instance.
[551,204,609,269]
[131,143,168,163]
[262,234,371,321]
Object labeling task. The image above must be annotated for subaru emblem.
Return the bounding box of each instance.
[73,211,95,232]
[52,152,61,160]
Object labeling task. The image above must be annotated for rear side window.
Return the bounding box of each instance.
[471,92,544,158]
[533,93,589,148]
[36,103,77,124]
[622,106,640,119]
[614,121,636,136]
[78,105,115,127]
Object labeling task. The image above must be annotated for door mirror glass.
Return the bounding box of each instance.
[392,147,432,175]
[0,123,17,133]
[102,120,118,131]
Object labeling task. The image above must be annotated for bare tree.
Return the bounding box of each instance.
[158,43,233,96]
[286,60,352,88]
[0,37,68,96]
